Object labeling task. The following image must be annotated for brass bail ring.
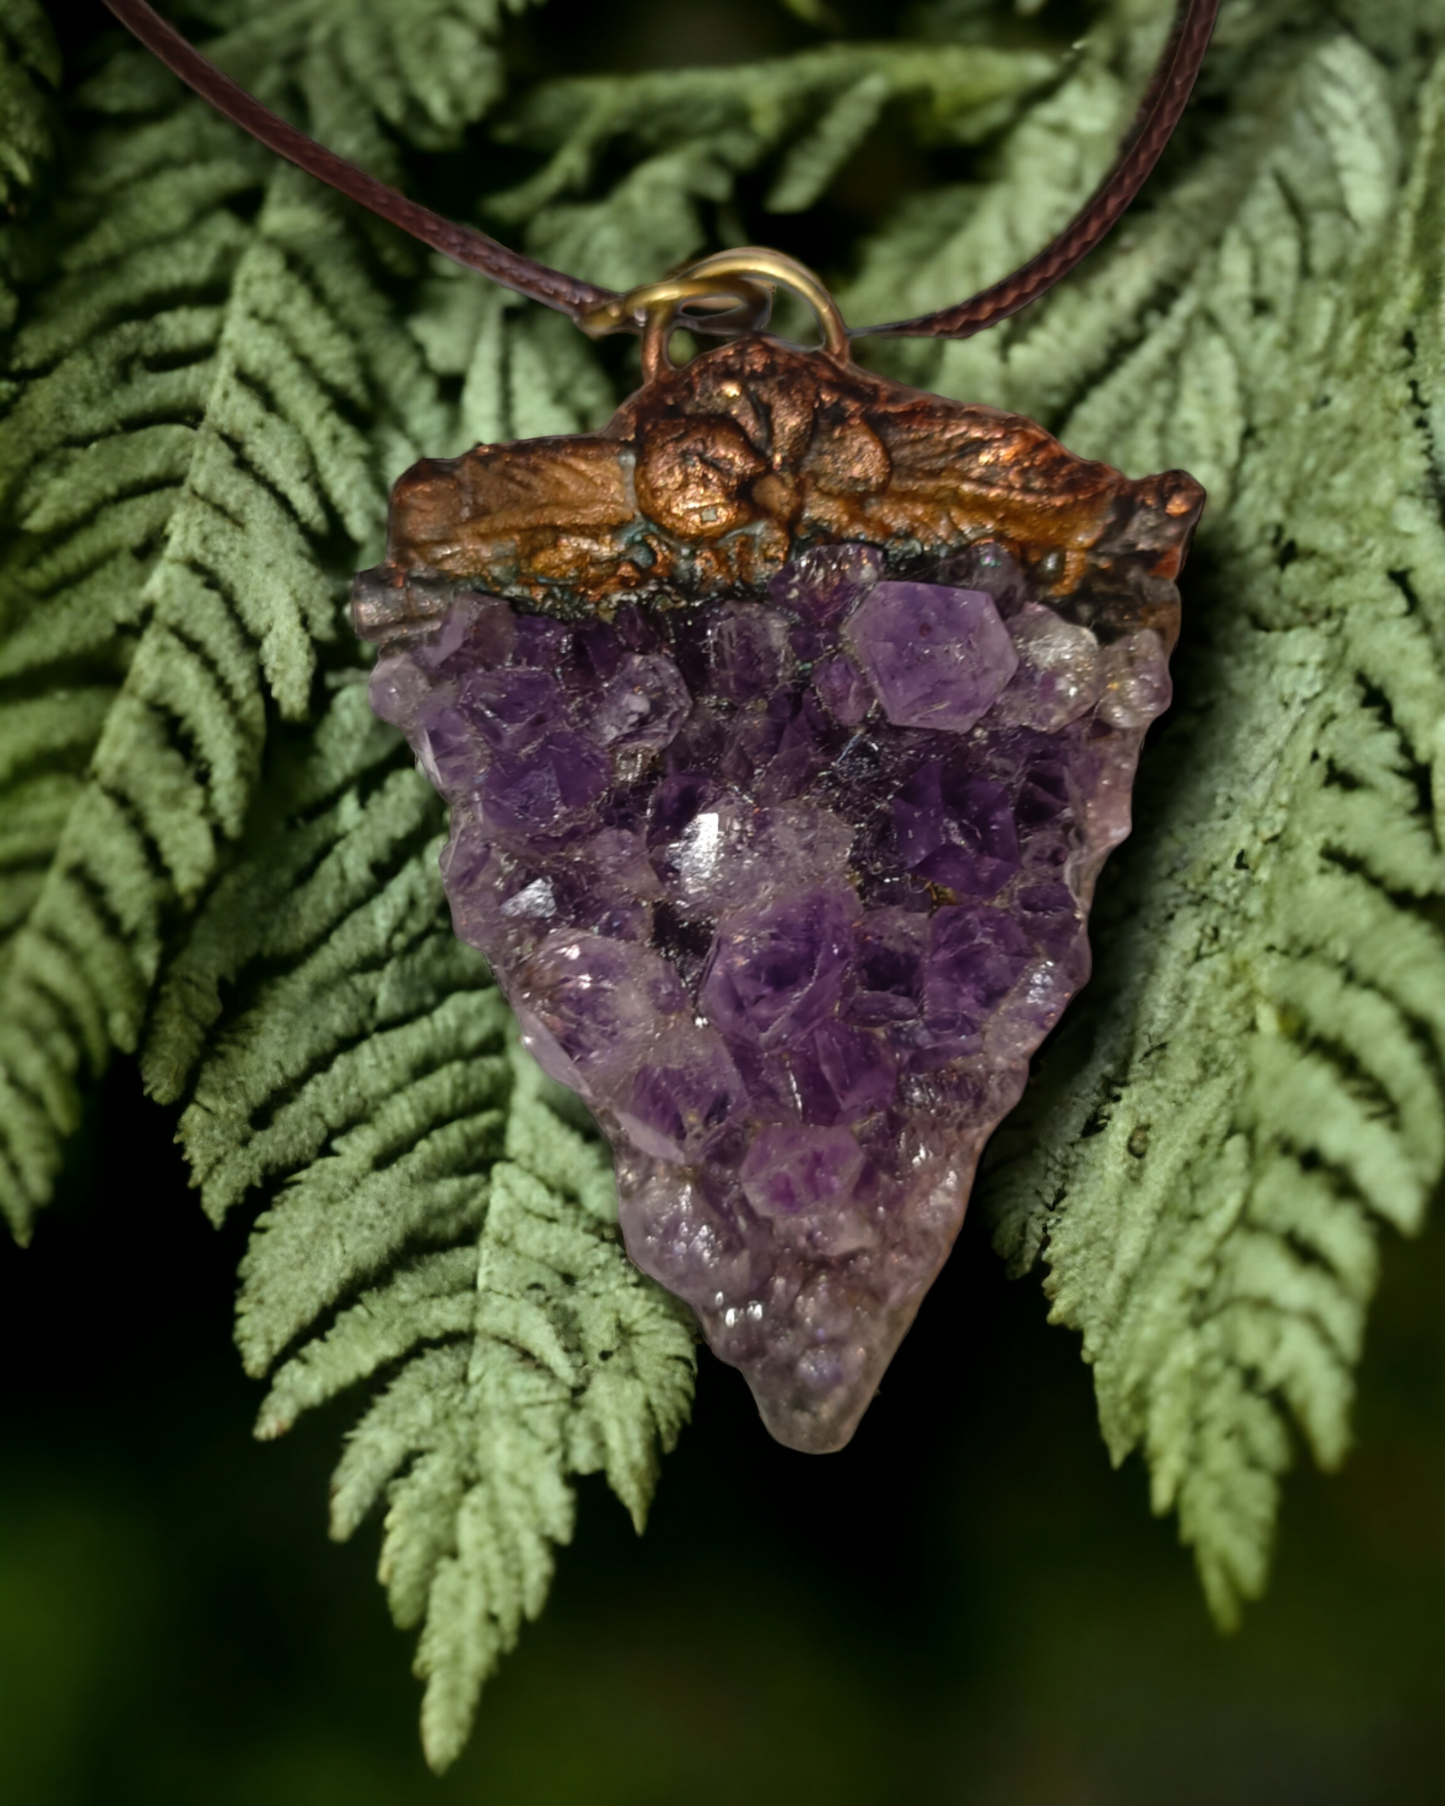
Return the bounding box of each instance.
[579,248,852,382]
[667,248,851,361]
[578,274,772,348]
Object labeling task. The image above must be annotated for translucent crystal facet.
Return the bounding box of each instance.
[368,544,1177,1452]
[844,581,1018,732]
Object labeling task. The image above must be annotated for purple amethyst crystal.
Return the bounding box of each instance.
[512,932,689,1101]
[844,581,1019,732]
[363,549,1178,1453]
[767,543,884,625]
[615,1028,745,1162]
[591,653,692,748]
[708,602,795,702]
[812,652,874,725]
[992,603,1103,731]
[893,761,1020,897]
[740,1126,874,1256]
[700,888,853,1047]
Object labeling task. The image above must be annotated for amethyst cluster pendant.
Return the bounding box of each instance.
[354,332,1204,1452]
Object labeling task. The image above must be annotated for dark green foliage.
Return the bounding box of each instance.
[147,679,693,1768]
[2,0,1442,1768]
[0,17,443,1239]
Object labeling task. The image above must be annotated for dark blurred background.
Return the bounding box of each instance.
[6,1,1445,1801]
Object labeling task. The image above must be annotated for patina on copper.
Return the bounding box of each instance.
[354,331,1202,642]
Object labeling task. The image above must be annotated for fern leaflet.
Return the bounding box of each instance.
[3,0,1444,1762]
[147,676,693,1772]
[976,23,1445,1623]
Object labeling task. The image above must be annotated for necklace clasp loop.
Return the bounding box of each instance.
[579,248,851,379]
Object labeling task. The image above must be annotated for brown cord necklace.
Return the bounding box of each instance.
[103,0,1216,1452]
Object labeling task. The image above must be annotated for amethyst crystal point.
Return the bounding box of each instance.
[843,582,1019,733]
[812,651,873,725]
[356,335,1203,1453]
[700,888,853,1047]
[362,545,1182,1453]
[767,542,884,624]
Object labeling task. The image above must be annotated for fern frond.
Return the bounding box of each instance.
[410,271,617,452]
[0,19,445,1237]
[842,0,1180,391]
[213,0,539,156]
[332,1051,693,1775]
[981,28,1445,1624]
[7,0,1445,1754]
[0,0,59,331]
[489,38,1057,288]
[149,676,694,1772]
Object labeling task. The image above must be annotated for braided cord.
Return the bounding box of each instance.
[98,0,1218,342]
[99,0,617,321]
[855,0,1221,339]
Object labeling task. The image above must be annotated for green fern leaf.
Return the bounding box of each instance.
[0,0,546,1233]
[210,0,537,155]
[8,0,1445,1766]
[490,38,1057,288]
[148,675,693,1772]
[141,278,679,1767]
[0,0,59,330]
[0,17,448,1237]
[332,1058,693,1775]
[962,21,1445,1625]
[410,271,618,452]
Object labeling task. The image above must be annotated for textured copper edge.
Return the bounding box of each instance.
[354,336,1205,643]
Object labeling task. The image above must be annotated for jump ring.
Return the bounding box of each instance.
[577,247,851,380]
[578,274,771,343]
[669,248,850,362]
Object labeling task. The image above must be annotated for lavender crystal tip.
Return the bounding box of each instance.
[358,525,1190,1452]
